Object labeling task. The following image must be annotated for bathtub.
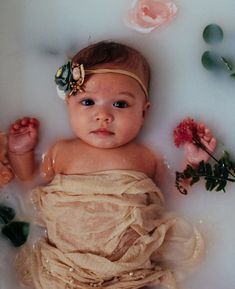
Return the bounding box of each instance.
[0,0,235,288]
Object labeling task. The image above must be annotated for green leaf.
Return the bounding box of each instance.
[209,180,219,191]
[231,73,235,78]
[216,180,227,192]
[183,165,195,178]
[198,161,206,175]
[201,51,221,70]
[0,205,16,225]
[220,57,233,71]
[205,163,212,176]
[190,175,200,186]
[203,24,224,44]
[2,221,30,247]
[205,178,213,190]
[213,163,220,177]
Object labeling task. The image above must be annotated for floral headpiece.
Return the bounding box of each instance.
[55,61,148,100]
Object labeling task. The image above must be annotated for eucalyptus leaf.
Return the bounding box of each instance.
[201,51,221,70]
[2,221,30,247]
[0,205,16,225]
[203,24,224,44]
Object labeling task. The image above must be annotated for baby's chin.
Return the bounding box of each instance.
[79,138,128,150]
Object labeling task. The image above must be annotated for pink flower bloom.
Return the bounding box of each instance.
[173,118,198,147]
[124,0,178,33]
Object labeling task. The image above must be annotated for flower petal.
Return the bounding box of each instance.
[124,0,178,33]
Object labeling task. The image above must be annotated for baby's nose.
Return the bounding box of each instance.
[95,110,113,123]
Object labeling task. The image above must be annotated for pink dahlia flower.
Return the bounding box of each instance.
[173,118,198,147]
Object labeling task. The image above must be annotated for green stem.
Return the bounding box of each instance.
[193,137,235,178]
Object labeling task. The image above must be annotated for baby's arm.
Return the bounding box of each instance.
[8,117,39,181]
[152,151,168,188]
[183,123,217,167]
[40,140,69,183]
[40,145,57,183]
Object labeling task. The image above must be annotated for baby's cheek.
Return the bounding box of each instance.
[122,121,142,140]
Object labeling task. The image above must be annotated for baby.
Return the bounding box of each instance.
[8,41,216,289]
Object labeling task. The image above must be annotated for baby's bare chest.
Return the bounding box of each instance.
[57,144,155,177]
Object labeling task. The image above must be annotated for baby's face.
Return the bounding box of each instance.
[66,73,149,149]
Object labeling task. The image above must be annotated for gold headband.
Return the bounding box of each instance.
[85,68,148,99]
[55,62,149,100]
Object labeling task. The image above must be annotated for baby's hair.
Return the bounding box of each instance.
[72,41,150,91]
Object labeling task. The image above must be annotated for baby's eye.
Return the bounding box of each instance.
[80,99,95,106]
[113,101,129,108]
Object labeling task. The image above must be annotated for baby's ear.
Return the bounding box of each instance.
[142,101,150,118]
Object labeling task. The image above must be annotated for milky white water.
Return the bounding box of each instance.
[0,0,235,288]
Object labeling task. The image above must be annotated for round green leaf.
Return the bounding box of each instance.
[203,24,223,44]
[201,51,220,70]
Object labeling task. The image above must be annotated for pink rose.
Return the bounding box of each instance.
[124,0,178,33]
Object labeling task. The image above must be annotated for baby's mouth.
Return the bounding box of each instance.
[91,128,114,136]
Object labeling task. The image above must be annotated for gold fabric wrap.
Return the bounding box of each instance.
[16,170,204,289]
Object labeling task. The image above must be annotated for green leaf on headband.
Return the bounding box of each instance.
[55,61,73,93]
[0,205,16,224]
[2,221,30,247]
[203,24,224,44]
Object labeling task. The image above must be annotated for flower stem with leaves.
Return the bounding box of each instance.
[176,151,235,194]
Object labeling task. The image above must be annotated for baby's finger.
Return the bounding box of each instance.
[10,118,26,130]
[202,128,212,141]
[29,118,40,128]
[200,136,217,153]
[197,123,206,137]
[11,122,21,131]
[21,117,29,123]
[208,137,217,152]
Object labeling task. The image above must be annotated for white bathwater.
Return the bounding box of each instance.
[0,0,235,288]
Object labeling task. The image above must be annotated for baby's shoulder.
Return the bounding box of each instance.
[133,142,157,159]
[47,138,81,156]
[133,142,165,173]
[131,143,158,170]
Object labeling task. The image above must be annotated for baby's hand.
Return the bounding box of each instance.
[8,117,39,154]
[184,123,217,167]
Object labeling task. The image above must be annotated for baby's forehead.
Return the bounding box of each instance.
[84,73,142,92]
